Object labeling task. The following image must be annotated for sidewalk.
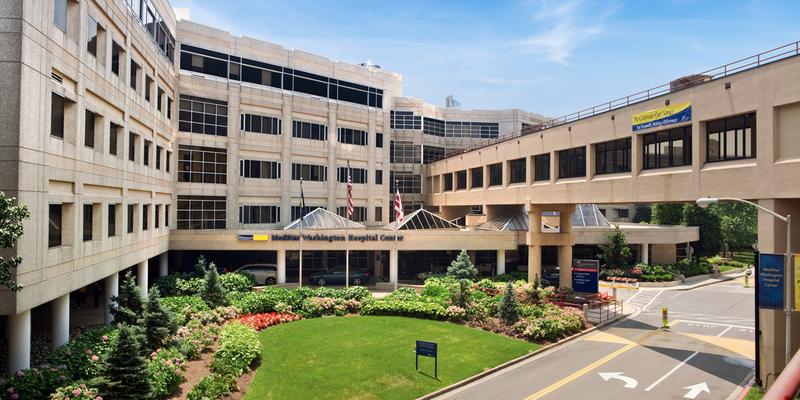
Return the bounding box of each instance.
[645,271,749,291]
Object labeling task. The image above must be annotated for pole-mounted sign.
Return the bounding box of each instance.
[415,340,438,378]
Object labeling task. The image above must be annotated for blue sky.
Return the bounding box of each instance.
[171,0,800,118]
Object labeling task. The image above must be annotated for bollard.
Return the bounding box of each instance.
[661,307,670,329]
[583,303,589,320]
[613,286,618,300]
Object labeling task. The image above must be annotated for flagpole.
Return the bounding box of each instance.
[299,178,304,288]
[394,180,399,291]
[345,160,350,288]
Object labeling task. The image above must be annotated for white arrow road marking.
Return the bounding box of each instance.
[598,372,638,388]
[683,382,710,399]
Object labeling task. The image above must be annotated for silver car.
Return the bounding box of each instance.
[235,264,278,285]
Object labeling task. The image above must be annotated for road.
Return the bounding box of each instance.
[436,278,755,400]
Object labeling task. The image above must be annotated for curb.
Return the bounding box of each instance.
[670,272,746,291]
[416,311,630,400]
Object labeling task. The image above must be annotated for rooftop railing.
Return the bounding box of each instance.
[428,40,800,164]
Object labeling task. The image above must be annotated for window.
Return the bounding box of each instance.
[239,205,280,224]
[178,145,227,184]
[180,45,229,78]
[142,204,149,230]
[177,195,226,229]
[616,208,630,218]
[337,167,367,184]
[470,167,483,188]
[456,170,467,190]
[445,121,499,139]
[108,204,116,237]
[87,15,98,56]
[533,153,550,182]
[595,138,631,175]
[509,158,526,184]
[240,113,281,135]
[109,122,119,155]
[178,95,228,136]
[165,204,170,228]
[390,141,421,164]
[706,113,756,162]
[375,169,383,185]
[443,174,453,191]
[642,126,692,170]
[111,41,122,76]
[128,132,138,161]
[291,205,325,220]
[423,146,445,164]
[83,204,93,241]
[144,76,153,101]
[49,204,62,247]
[558,147,586,179]
[240,159,281,179]
[167,98,173,119]
[157,87,164,111]
[375,207,383,222]
[376,132,383,148]
[337,128,368,146]
[337,206,367,222]
[143,140,151,166]
[292,121,327,141]
[390,172,421,194]
[84,110,95,148]
[166,151,171,173]
[155,204,160,228]
[156,146,162,170]
[127,204,135,233]
[423,117,445,137]
[130,59,139,90]
[54,0,67,32]
[471,205,483,214]
[488,163,503,186]
[51,93,65,139]
[390,110,421,130]
[291,164,327,181]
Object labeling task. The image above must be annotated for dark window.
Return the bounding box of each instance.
[157,88,163,111]
[533,153,550,182]
[391,141,421,164]
[443,174,453,191]
[109,122,119,155]
[143,140,150,166]
[111,41,122,75]
[509,158,526,184]
[239,159,281,179]
[375,207,383,222]
[83,204,93,241]
[336,206,367,222]
[142,204,149,230]
[390,111,422,130]
[423,146,445,164]
[337,167,368,184]
[337,128,368,146]
[178,95,228,136]
[178,145,228,184]
[108,204,116,237]
[445,121,499,139]
[390,172,421,194]
[87,15,98,56]
[240,113,281,135]
[706,113,756,162]
[155,205,160,228]
[239,205,280,224]
[642,126,692,170]
[558,147,586,179]
[51,93,64,139]
[291,205,326,220]
[375,169,383,185]
[156,146,162,170]
[292,121,327,141]
[167,98,173,119]
[128,132,137,161]
[616,208,630,218]
[54,0,67,31]
[488,163,503,186]
[423,117,445,137]
[165,204,170,228]
[130,59,139,89]
[49,204,62,247]
[166,151,171,173]
[291,164,327,181]
[177,195,227,230]
[376,132,383,148]
[127,204,134,233]
[470,167,483,188]
[595,138,631,175]
[84,110,95,148]
[455,170,467,190]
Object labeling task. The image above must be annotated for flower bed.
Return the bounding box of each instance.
[238,312,302,331]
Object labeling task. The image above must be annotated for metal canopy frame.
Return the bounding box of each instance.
[283,207,366,230]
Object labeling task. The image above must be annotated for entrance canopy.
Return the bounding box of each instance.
[386,208,461,230]
[283,207,366,230]
[478,204,612,232]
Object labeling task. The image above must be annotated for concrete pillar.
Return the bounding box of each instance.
[389,249,398,283]
[528,245,541,283]
[277,249,286,284]
[137,260,148,297]
[105,272,118,324]
[52,293,70,350]
[641,243,649,264]
[8,309,30,372]
[159,252,168,277]
[496,250,506,275]
[558,245,573,289]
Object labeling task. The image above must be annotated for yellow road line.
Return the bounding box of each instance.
[524,342,637,400]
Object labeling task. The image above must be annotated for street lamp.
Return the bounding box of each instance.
[696,197,793,365]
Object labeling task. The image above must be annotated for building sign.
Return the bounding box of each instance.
[415,340,438,378]
[237,233,404,242]
[758,252,785,310]
[572,259,599,293]
[632,102,691,132]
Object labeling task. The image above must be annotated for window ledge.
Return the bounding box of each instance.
[700,160,756,172]
[638,167,693,177]
[591,173,633,182]
[532,181,551,187]
[555,177,587,184]
[775,157,800,165]
[507,183,527,189]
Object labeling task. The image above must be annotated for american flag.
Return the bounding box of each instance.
[346,167,354,218]
[394,187,404,223]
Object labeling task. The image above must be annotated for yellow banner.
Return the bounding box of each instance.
[795,254,800,310]
[632,102,691,131]
[253,234,271,241]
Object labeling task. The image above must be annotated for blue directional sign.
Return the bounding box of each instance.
[758,252,785,310]
[416,340,438,378]
[572,259,600,293]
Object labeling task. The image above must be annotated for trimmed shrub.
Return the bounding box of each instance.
[491,272,528,282]
[161,295,210,325]
[49,383,101,400]
[384,287,419,302]
[147,348,186,399]
[211,323,260,378]
[219,272,255,294]
[1,366,72,400]
[341,286,372,301]
[513,305,585,341]
[186,373,235,400]
[47,326,117,380]
[360,299,447,320]
[176,277,205,296]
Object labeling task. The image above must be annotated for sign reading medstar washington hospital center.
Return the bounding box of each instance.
[632,102,692,131]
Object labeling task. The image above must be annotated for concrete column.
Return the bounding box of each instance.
[105,272,118,324]
[159,252,168,277]
[496,250,506,275]
[528,245,541,283]
[277,249,286,284]
[558,245,573,289]
[51,294,70,350]
[137,260,148,297]
[641,243,650,264]
[389,249,398,283]
[8,309,30,372]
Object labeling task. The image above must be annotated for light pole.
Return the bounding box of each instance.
[696,197,793,366]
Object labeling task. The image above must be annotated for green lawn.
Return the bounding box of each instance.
[743,385,764,400]
[733,251,756,265]
[243,316,540,400]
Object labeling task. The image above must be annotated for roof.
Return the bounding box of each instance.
[386,208,461,230]
[572,204,611,228]
[478,204,611,231]
[283,207,366,230]
[477,211,529,232]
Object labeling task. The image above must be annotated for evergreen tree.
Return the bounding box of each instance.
[599,225,633,269]
[201,262,227,307]
[110,271,144,325]
[194,254,209,276]
[498,282,519,325]
[447,250,478,280]
[101,325,151,400]
[143,287,177,352]
[0,192,30,292]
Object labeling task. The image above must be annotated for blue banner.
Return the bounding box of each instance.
[632,102,692,132]
[758,253,785,310]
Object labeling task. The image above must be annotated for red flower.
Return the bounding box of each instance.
[237,312,301,331]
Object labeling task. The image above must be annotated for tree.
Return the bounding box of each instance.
[194,254,209,276]
[101,325,151,400]
[632,204,652,223]
[682,204,723,257]
[0,193,30,291]
[651,204,683,225]
[110,271,144,325]
[599,225,632,269]
[710,202,757,251]
[201,262,227,307]
[498,282,519,324]
[447,250,478,280]
[143,287,177,352]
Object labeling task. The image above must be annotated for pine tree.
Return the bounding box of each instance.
[101,325,151,400]
[110,271,144,325]
[447,250,478,280]
[498,282,519,325]
[143,287,177,352]
[201,262,227,307]
[194,254,209,276]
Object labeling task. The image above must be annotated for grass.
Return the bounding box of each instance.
[743,385,764,400]
[243,316,540,400]
[732,251,756,265]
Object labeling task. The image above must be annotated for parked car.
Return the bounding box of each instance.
[308,267,370,286]
[234,264,278,285]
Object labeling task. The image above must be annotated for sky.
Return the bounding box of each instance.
[170,0,800,118]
